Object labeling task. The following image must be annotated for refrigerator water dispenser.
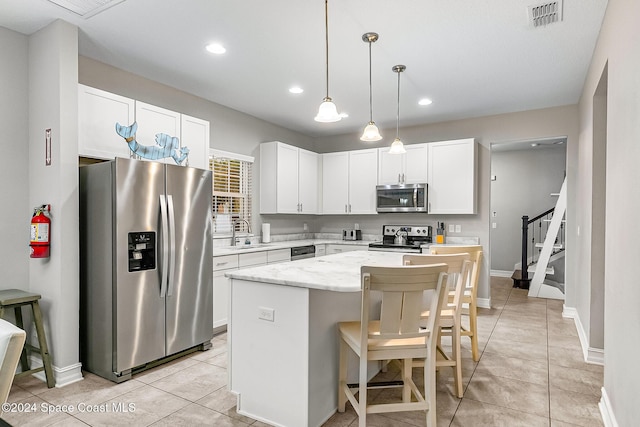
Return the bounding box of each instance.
[128,231,156,271]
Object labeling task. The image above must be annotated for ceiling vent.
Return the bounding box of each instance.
[47,0,126,18]
[528,0,563,27]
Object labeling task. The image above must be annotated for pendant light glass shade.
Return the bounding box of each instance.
[360,32,382,141]
[315,0,341,123]
[361,121,382,141]
[315,97,341,122]
[390,64,407,154]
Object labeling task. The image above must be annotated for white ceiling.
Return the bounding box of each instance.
[0,0,608,138]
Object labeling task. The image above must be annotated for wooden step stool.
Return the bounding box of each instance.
[0,289,55,388]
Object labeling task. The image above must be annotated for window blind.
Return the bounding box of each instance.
[209,155,252,234]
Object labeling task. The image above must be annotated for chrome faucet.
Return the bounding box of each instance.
[231,218,251,246]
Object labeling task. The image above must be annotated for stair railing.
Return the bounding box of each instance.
[521,201,566,283]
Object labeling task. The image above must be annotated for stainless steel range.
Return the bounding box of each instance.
[368,225,433,253]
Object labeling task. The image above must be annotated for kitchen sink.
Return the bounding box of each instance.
[229,243,273,250]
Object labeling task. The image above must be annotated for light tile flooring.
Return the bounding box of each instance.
[3,276,603,426]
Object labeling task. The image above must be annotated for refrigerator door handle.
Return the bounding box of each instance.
[159,194,169,298]
[167,194,177,297]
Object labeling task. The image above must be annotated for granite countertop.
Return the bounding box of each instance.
[212,238,373,256]
[225,250,405,292]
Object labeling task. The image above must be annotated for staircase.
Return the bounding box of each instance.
[514,178,567,299]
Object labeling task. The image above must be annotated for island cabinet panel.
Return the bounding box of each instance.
[321,149,378,214]
[260,141,319,214]
[78,84,134,160]
[325,244,364,255]
[427,138,477,214]
[378,143,428,185]
[229,280,376,427]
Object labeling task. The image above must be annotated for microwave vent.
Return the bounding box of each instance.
[528,0,563,27]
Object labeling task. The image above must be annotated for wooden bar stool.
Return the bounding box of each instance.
[0,289,55,388]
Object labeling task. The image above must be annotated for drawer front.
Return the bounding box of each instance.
[213,254,239,271]
[239,251,268,267]
[267,249,291,264]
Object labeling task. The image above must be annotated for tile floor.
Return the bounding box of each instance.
[3,276,603,426]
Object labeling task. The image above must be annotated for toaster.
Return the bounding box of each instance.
[342,229,362,241]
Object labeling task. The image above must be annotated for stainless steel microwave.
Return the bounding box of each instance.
[376,184,428,213]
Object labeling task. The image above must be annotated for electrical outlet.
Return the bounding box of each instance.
[303,223,308,231]
[258,306,275,322]
[455,224,461,233]
[492,222,497,229]
[448,224,455,233]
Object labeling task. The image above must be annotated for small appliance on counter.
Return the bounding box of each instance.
[368,225,432,253]
[342,229,362,241]
[435,222,445,244]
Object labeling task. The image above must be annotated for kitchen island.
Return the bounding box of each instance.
[226,250,404,427]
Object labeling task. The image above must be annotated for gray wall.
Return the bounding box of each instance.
[490,147,566,272]
[313,105,578,305]
[0,27,29,288]
[574,0,640,424]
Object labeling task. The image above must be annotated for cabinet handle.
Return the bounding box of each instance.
[345,204,348,213]
[428,202,431,213]
[216,262,228,266]
[300,203,302,212]
[398,173,401,183]
[349,204,352,213]
[402,173,405,184]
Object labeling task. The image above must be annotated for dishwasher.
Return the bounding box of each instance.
[290,244,316,261]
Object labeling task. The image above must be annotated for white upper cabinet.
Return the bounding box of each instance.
[378,143,428,185]
[322,149,378,214]
[427,138,477,214]
[321,152,350,214]
[180,114,210,170]
[260,141,319,214]
[78,85,209,169]
[134,101,182,166]
[78,84,134,160]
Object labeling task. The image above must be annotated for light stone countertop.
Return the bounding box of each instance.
[212,238,373,256]
[225,250,405,292]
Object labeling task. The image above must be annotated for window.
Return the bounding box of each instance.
[209,150,253,235]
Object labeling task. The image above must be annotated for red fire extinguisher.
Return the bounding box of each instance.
[30,204,51,258]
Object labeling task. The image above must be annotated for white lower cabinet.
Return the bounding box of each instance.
[213,255,239,330]
[315,244,326,257]
[325,244,365,255]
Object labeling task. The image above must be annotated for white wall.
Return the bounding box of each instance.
[490,147,566,272]
[28,20,81,383]
[574,0,640,425]
[0,27,29,288]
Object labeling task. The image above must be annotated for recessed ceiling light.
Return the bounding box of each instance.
[531,143,539,147]
[339,112,349,118]
[206,43,226,54]
[289,86,304,94]
[418,98,433,106]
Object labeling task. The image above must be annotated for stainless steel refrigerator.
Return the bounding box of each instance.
[79,157,213,382]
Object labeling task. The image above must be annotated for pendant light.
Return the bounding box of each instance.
[360,32,382,141]
[389,64,407,154]
[314,0,341,123]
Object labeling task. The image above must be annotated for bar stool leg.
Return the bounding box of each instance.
[14,307,30,373]
[31,301,55,388]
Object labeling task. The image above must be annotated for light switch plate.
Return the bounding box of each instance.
[455,224,461,233]
[448,224,455,233]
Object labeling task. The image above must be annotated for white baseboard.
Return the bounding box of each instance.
[477,297,491,309]
[28,355,84,387]
[490,269,513,277]
[561,306,604,366]
[599,387,619,427]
